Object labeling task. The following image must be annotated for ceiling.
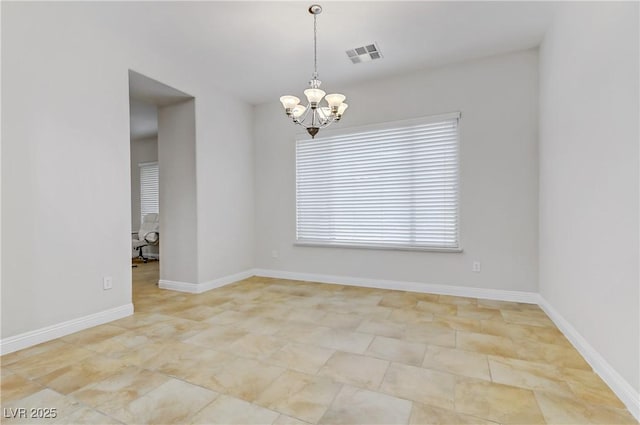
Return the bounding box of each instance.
[129,71,196,140]
[107,1,555,106]
[129,70,193,107]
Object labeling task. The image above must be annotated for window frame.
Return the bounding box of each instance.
[294,112,462,253]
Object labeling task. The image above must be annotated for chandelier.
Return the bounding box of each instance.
[279,4,348,138]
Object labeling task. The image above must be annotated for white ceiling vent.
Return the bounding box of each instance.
[346,43,382,64]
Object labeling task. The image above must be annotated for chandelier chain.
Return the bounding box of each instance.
[313,13,318,79]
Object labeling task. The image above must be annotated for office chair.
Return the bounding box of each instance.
[132,213,159,265]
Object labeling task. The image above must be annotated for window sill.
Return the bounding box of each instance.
[294,241,463,253]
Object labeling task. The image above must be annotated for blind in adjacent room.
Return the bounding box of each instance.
[295,113,460,250]
[139,161,159,223]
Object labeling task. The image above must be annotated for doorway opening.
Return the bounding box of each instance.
[128,70,196,303]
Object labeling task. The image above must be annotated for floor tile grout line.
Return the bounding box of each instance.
[181,390,222,424]
[9,381,127,425]
[3,263,635,424]
[316,382,345,425]
[375,358,393,392]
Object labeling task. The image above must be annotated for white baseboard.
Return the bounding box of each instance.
[198,269,256,293]
[158,269,255,294]
[158,279,200,293]
[538,297,640,421]
[0,303,134,356]
[252,268,539,304]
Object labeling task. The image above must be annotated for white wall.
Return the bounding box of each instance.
[539,1,639,398]
[254,50,539,292]
[196,93,256,283]
[130,136,158,232]
[158,100,198,284]
[1,2,254,339]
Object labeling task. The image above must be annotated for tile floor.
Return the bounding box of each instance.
[1,261,637,424]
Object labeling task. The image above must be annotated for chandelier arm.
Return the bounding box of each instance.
[294,106,334,130]
[318,117,335,129]
[293,104,313,126]
[316,110,331,126]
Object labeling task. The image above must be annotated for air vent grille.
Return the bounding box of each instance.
[346,43,382,64]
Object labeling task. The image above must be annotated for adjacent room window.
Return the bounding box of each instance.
[295,113,460,250]
[139,161,159,224]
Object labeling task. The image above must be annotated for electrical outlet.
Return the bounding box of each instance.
[472,261,481,273]
[103,276,113,290]
[271,250,279,258]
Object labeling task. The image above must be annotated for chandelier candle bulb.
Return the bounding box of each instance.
[278,4,348,138]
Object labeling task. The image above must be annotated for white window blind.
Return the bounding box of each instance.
[296,113,460,250]
[139,162,159,223]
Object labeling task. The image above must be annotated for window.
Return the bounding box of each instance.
[296,113,460,251]
[139,161,159,223]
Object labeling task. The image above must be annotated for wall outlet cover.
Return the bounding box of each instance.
[472,261,481,272]
[103,276,113,290]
